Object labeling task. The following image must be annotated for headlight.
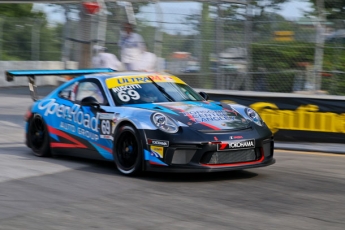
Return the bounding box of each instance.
[245,108,263,126]
[152,113,179,133]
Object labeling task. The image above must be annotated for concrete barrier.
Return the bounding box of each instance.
[0,61,78,87]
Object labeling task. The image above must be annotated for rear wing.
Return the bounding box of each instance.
[5,68,115,101]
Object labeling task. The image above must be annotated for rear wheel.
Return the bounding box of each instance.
[28,114,51,157]
[113,125,142,175]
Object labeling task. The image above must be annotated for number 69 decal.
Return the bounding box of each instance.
[100,119,112,135]
[118,90,140,102]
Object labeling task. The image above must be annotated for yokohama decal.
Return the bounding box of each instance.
[217,139,255,151]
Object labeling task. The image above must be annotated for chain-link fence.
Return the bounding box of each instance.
[2,2,345,95]
[0,17,63,61]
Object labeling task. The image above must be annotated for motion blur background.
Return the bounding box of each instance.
[1,0,344,95]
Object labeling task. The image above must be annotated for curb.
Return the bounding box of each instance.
[275,142,345,154]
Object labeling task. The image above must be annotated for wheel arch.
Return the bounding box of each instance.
[114,119,147,142]
[113,120,148,172]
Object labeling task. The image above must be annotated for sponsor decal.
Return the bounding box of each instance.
[38,99,98,132]
[38,99,117,141]
[60,121,76,132]
[78,127,99,141]
[112,84,142,93]
[150,145,164,158]
[217,139,255,151]
[106,75,186,88]
[230,135,243,140]
[149,139,169,147]
[249,102,345,134]
[181,110,236,123]
[144,149,168,166]
[59,121,99,141]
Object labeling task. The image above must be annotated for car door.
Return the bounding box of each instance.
[73,79,114,160]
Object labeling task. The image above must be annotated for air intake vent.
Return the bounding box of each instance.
[171,150,196,164]
[201,149,257,164]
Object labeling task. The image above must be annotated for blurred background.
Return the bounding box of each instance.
[1,0,344,95]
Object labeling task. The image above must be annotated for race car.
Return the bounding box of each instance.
[6,68,275,175]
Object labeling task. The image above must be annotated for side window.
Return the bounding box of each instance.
[58,82,78,101]
[75,81,105,104]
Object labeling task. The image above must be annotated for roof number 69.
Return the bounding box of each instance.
[118,90,140,102]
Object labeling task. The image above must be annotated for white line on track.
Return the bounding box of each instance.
[0,120,23,128]
[278,149,345,157]
[0,143,26,148]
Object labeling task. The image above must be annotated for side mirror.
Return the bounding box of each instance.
[199,91,209,100]
[80,96,100,110]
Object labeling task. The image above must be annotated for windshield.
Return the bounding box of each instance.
[110,82,204,105]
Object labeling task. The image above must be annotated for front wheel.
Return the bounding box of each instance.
[113,125,143,175]
[28,114,51,157]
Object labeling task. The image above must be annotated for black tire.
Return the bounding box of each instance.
[113,125,143,175]
[28,114,51,157]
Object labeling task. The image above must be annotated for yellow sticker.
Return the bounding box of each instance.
[150,145,164,158]
[106,74,186,89]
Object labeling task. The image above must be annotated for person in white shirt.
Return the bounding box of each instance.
[118,22,145,71]
[132,47,157,72]
[91,45,123,71]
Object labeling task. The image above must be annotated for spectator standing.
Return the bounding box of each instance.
[91,45,123,71]
[133,45,158,72]
[118,22,145,71]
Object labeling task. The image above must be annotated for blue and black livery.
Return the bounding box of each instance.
[6,68,275,175]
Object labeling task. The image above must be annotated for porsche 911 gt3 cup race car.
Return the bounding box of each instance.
[6,68,275,175]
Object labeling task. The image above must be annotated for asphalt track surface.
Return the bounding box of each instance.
[0,87,345,230]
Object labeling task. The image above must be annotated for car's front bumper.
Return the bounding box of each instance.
[146,157,275,173]
[143,128,275,173]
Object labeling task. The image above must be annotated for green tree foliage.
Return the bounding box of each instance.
[251,0,290,18]
[0,4,62,61]
[308,0,345,20]
[180,1,291,55]
[215,0,290,20]
[0,4,44,18]
[252,40,345,94]
[201,3,212,73]
[252,41,315,70]
[40,24,64,61]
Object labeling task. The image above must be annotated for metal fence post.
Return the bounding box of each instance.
[314,0,325,93]
[78,6,92,68]
[0,18,3,60]
[244,0,253,91]
[62,5,71,69]
[154,2,163,59]
[215,0,222,89]
[31,19,40,61]
[95,0,107,47]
